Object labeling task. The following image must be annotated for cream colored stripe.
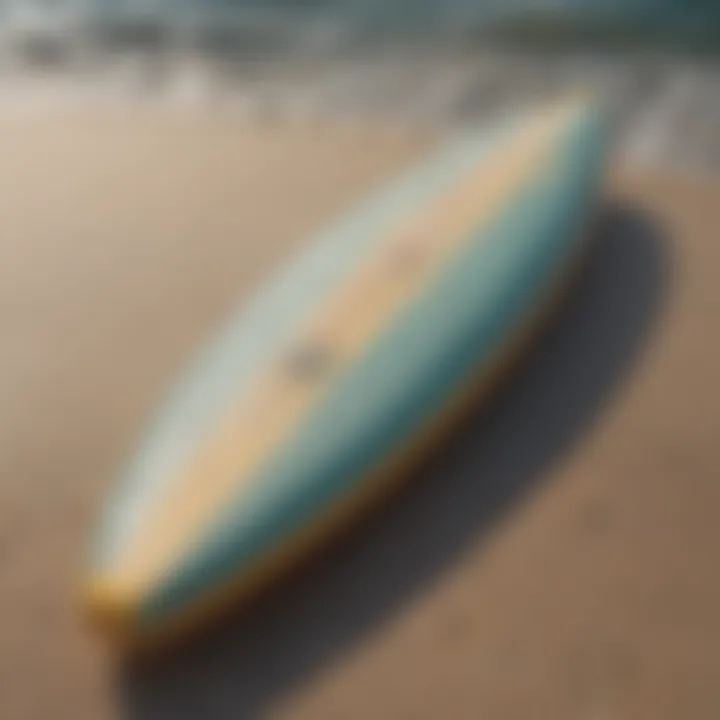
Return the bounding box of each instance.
[110,102,580,593]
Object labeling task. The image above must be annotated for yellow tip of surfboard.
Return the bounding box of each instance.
[82,577,138,643]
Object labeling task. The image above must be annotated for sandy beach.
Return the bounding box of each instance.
[0,100,719,719]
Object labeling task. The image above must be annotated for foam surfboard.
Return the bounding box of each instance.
[84,97,606,647]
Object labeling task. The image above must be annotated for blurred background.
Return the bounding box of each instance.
[0,1,718,719]
[0,0,717,173]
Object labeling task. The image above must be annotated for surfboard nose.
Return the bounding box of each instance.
[555,93,604,144]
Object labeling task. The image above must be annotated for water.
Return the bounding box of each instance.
[0,1,716,179]
[0,0,717,53]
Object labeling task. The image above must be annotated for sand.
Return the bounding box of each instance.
[0,104,718,719]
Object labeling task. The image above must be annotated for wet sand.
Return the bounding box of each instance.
[0,106,718,719]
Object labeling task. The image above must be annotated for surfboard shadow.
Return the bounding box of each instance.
[119,199,671,719]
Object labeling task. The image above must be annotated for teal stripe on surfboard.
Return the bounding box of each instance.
[138,104,606,626]
[95,123,516,566]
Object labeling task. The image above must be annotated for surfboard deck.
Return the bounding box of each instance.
[84,97,606,648]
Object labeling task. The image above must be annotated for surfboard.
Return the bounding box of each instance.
[84,97,606,647]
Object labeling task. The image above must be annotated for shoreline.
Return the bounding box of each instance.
[0,48,715,181]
